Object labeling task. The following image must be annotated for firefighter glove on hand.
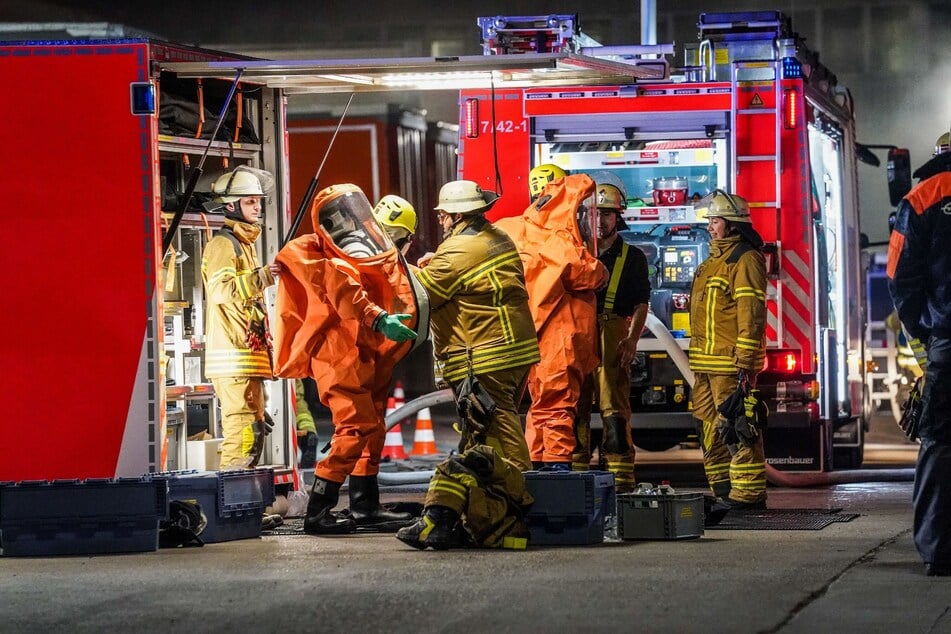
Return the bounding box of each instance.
[373,312,417,342]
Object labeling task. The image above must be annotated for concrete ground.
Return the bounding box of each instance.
[2,413,946,633]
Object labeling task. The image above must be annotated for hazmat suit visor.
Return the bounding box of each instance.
[317,191,393,259]
[576,192,598,255]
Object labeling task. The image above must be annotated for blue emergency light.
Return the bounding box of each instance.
[130,81,155,115]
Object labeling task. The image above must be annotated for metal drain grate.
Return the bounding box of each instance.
[261,518,307,536]
[707,508,860,531]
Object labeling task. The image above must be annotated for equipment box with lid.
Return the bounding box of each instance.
[523,471,615,545]
[0,478,168,556]
[617,486,703,540]
[152,468,275,543]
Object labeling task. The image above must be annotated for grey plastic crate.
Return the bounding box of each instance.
[152,469,275,543]
[617,489,703,540]
[524,471,615,545]
[0,477,167,556]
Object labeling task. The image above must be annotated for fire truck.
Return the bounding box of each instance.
[459,12,870,471]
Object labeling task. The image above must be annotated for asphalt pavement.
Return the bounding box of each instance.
[2,412,946,633]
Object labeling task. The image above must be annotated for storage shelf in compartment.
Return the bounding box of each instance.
[556,147,717,170]
[160,211,225,229]
[622,206,700,223]
[158,135,261,159]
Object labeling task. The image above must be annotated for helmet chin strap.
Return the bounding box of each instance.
[223,203,244,222]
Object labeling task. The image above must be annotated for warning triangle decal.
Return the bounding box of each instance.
[749,93,764,107]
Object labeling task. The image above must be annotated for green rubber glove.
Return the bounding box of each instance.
[373,312,417,342]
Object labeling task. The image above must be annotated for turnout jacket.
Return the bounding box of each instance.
[688,235,767,374]
[887,171,951,342]
[417,215,540,382]
[201,219,275,378]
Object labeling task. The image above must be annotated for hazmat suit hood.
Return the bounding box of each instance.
[494,174,604,342]
[523,173,597,250]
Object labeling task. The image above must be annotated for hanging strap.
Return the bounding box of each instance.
[232,84,243,143]
[195,79,205,139]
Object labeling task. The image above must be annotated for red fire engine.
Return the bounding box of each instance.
[460,12,870,471]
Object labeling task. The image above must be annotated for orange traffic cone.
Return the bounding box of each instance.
[380,396,408,460]
[410,407,438,456]
[393,381,406,416]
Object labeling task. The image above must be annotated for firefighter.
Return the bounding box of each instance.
[201,166,281,470]
[274,184,420,535]
[373,194,417,255]
[496,173,607,471]
[689,190,768,509]
[397,180,540,550]
[295,378,319,469]
[573,182,650,493]
[528,163,567,202]
[886,129,951,576]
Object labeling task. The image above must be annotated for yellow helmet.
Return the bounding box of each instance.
[529,164,567,199]
[373,195,417,235]
[596,183,627,210]
[694,189,751,223]
[211,167,271,203]
[935,131,950,157]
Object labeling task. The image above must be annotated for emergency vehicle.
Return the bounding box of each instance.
[459,12,870,471]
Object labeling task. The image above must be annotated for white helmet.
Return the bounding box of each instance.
[434,180,499,215]
[212,166,273,204]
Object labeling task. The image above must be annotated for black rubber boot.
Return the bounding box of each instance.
[540,461,571,472]
[303,478,356,535]
[396,505,462,550]
[531,461,545,470]
[346,475,415,532]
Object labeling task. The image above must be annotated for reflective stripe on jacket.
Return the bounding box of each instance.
[417,216,540,382]
[688,235,767,374]
[202,220,274,378]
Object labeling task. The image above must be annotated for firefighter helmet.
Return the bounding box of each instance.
[596,183,627,210]
[528,164,567,199]
[211,166,272,203]
[935,131,950,156]
[373,195,417,236]
[434,180,499,215]
[694,189,752,223]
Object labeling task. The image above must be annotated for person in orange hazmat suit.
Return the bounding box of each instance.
[273,183,425,535]
[495,174,607,470]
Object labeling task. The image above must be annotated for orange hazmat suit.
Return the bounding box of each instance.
[274,186,419,484]
[495,174,608,464]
